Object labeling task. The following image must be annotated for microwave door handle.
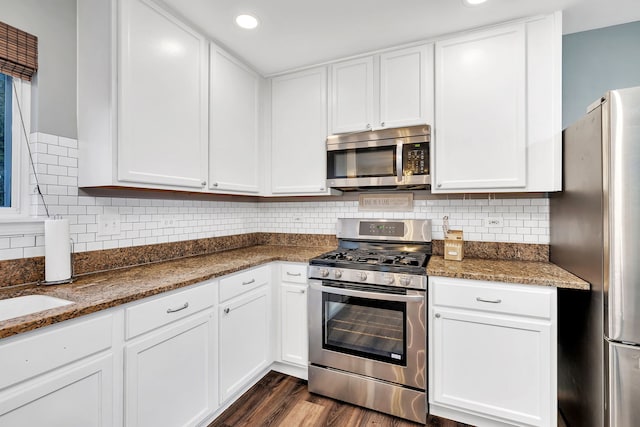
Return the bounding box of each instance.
[396,141,403,182]
[310,282,423,303]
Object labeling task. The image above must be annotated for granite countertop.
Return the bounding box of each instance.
[0,246,589,340]
[427,256,589,290]
[0,245,332,339]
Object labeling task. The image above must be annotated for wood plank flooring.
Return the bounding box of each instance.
[209,371,472,427]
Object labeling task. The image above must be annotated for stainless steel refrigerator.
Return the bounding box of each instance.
[551,86,640,427]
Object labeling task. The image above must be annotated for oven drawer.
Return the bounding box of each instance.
[430,276,553,319]
[219,265,270,302]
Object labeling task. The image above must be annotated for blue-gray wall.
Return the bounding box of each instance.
[563,21,640,128]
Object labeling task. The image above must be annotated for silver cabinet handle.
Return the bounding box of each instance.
[167,302,189,313]
[396,141,403,182]
[286,272,302,277]
[201,181,206,186]
[300,289,306,294]
[224,307,230,314]
[242,279,255,286]
[435,313,441,318]
[476,297,502,304]
[380,122,386,127]
[437,183,442,188]
[213,182,218,187]
[366,123,371,129]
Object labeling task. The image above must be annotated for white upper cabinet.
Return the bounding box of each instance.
[270,67,331,195]
[434,24,526,191]
[209,45,261,194]
[78,0,208,191]
[329,44,434,135]
[432,13,562,193]
[330,57,375,134]
[379,45,434,130]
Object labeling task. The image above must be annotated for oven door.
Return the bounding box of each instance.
[308,280,426,390]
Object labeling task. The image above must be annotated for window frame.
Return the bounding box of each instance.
[0,75,41,234]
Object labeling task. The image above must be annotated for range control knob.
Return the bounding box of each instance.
[385,275,395,285]
[399,276,412,287]
[358,272,368,281]
[334,270,343,279]
[320,269,330,278]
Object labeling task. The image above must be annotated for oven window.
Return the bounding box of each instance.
[322,292,406,365]
[327,146,396,179]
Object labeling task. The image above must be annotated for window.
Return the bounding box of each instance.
[0,73,30,219]
[1,72,12,207]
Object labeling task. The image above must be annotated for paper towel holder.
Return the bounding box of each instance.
[40,243,74,285]
[40,236,75,286]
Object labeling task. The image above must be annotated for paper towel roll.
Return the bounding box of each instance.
[45,218,72,283]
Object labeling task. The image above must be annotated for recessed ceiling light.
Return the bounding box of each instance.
[463,0,488,6]
[235,14,259,30]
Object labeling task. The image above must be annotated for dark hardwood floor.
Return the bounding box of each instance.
[208,371,472,427]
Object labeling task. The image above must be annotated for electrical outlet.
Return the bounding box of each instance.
[483,217,504,228]
[97,214,121,236]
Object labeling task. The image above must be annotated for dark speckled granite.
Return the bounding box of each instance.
[0,245,332,339]
[0,232,336,288]
[427,256,589,290]
[432,240,548,262]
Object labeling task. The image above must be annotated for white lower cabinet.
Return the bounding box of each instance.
[278,263,309,368]
[218,266,272,403]
[0,262,304,427]
[429,276,557,427]
[123,281,217,427]
[124,311,216,427]
[0,313,116,426]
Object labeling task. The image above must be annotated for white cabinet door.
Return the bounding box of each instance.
[431,308,551,426]
[270,67,330,195]
[0,354,114,427]
[124,311,216,427]
[379,44,433,129]
[219,286,271,402]
[280,283,308,367]
[209,45,261,194]
[434,24,526,191]
[330,57,375,134]
[118,0,207,189]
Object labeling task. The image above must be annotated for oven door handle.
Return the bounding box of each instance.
[310,283,424,303]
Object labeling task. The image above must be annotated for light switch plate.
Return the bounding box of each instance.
[97,214,121,236]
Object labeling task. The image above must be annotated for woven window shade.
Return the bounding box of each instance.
[0,21,38,81]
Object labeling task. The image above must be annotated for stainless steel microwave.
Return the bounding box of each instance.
[326,125,430,190]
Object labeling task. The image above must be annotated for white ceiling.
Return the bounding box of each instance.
[161,0,640,76]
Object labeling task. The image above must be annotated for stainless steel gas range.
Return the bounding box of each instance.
[307,218,431,424]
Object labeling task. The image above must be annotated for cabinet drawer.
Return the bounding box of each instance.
[0,313,113,390]
[430,277,553,319]
[126,282,215,340]
[219,265,270,302]
[280,263,307,284]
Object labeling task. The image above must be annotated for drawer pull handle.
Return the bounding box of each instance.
[224,307,230,314]
[242,279,256,286]
[300,289,306,294]
[476,297,502,304]
[166,302,189,313]
[286,272,302,277]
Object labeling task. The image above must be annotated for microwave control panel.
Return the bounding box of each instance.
[403,142,429,175]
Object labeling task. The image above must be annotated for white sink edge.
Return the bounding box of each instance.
[0,295,74,323]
